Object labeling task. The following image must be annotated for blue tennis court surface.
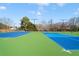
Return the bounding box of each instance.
[0,32,28,38]
[44,32,79,50]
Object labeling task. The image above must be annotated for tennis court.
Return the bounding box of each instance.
[44,32,79,50]
[0,32,28,38]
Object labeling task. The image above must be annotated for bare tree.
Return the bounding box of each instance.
[68,17,77,31]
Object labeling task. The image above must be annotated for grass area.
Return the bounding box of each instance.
[58,32,79,36]
[0,32,79,56]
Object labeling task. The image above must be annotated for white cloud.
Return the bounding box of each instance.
[36,3,50,11]
[35,3,49,16]
[36,3,50,7]
[0,6,7,10]
[77,8,79,11]
[74,8,79,16]
[29,10,35,14]
[37,11,41,16]
[29,3,49,19]
[29,10,42,17]
[74,12,78,15]
[56,3,65,7]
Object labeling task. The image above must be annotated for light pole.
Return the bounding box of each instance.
[61,19,65,31]
[32,19,38,25]
[34,19,36,24]
[48,19,53,31]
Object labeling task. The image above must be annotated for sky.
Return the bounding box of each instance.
[0,3,79,27]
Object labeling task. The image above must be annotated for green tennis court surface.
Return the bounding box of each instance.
[0,32,79,56]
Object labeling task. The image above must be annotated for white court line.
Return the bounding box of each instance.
[63,49,72,54]
[66,37,79,42]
